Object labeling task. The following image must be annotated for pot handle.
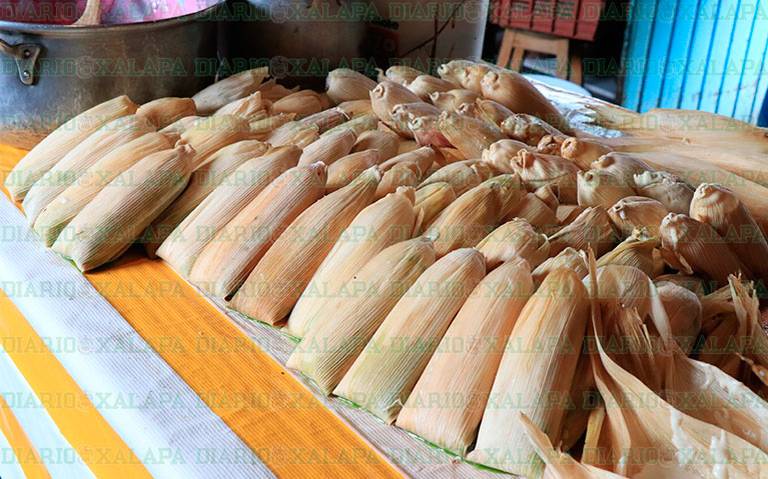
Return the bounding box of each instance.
[0,39,41,86]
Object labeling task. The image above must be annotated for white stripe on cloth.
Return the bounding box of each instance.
[0,197,275,479]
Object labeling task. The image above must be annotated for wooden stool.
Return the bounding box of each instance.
[496,29,582,85]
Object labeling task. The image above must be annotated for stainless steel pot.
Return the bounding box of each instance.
[0,2,225,148]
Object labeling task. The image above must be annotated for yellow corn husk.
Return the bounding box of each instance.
[560,137,613,170]
[596,229,658,278]
[435,111,505,159]
[414,182,456,231]
[690,183,768,282]
[189,162,327,298]
[532,247,588,285]
[389,102,442,136]
[418,161,481,196]
[213,92,268,120]
[607,195,668,238]
[656,282,702,353]
[481,71,567,129]
[136,97,197,129]
[370,81,422,126]
[323,113,378,138]
[249,113,296,137]
[350,129,400,161]
[374,163,420,199]
[287,236,436,393]
[474,98,515,127]
[297,129,356,167]
[299,108,348,134]
[501,192,554,229]
[379,146,438,177]
[591,152,652,185]
[179,115,253,169]
[429,89,481,111]
[23,114,156,224]
[382,65,423,85]
[534,184,560,211]
[255,79,299,102]
[659,213,750,285]
[325,149,381,192]
[556,204,584,226]
[654,273,707,296]
[536,134,567,155]
[143,139,271,256]
[160,115,201,135]
[396,257,534,454]
[325,68,377,104]
[512,150,581,203]
[192,67,269,114]
[634,170,694,214]
[52,144,195,271]
[501,113,563,146]
[334,248,486,423]
[471,162,496,181]
[230,168,381,324]
[577,170,635,210]
[5,95,138,201]
[397,140,420,155]
[469,268,589,476]
[271,90,323,119]
[33,132,174,247]
[548,206,617,257]
[406,114,451,148]
[477,218,550,270]
[481,139,531,173]
[157,145,301,276]
[267,121,319,147]
[406,75,456,100]
[437,59,495,93]
[336,99,373,119]
[286,186,418,337]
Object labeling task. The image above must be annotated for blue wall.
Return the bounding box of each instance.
[622,0,768,123]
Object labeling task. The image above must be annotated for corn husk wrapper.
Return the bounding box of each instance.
[591,152,652,186]
[323,113,378,138]
[504,192,560,231]
[213,92,269,121]
[469,268,590,476]
[474,98,515,127]
[537,134,568,155]
[143,139,271,257]
[379,146,438,176]
[255,79,299,102]
[52,144,194,271]
[656,282,702,353]
[396,257,534,454]
[577,170,635,210]
[561,138,613,170]
[160,115,201,135]
[477,218,550,270]
[690,183,768,282]
[534,184,560,210]
[532,247,588,285]
[229,168,381,324]
[136,97,197,129]
[33,132,174,247]
[655,273,707,296]
[382,65,423,85]
[325,149,381,192]
[659,213,750,285]
[389,102,442,136]
[437,59,495,93]
[374,163,420,199]
[512,150,581,203]
[370,81,422,130]
[326,68,377,104]
[418,161,481,196]
[5,95,138,201]
[336,99,372,119]
[481,139,532,173]
[397,140,420,155]
[179,115,253,168]
[406,75,456,100]
[414,182,456,232]
[436,111,505,159]
[634,170,694,214]
[288,236,435,393]
[556,204,584,226]
[501,113,563,146]
[548,206,618,257]
[596,230,658,278]
[351,129,400,160]
[607,196,668,238]
[269,90,323,119]
[334,248,486,423]
[249,113,296,137]
[23,114,156,224]
[157,145,301,276]
[429,89,481,111]
[267,121,319,148]
[481,71,567,129]
[189,162,326,298]
[298,129,356,167]
[192,67,269,115]
[407,114,452,148]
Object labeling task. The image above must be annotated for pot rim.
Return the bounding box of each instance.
[0,1,225,34]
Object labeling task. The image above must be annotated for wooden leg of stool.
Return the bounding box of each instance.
[497,29,515,68]
[554,39,569,80]
[510,47,525,72]
[569,51,583,85]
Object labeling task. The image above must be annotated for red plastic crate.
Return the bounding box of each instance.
[490,0,603,41]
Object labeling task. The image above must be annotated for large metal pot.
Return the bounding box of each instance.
[0,1,224,149]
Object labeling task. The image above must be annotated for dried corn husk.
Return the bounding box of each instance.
[160,115,201,135]
[249,113,296,137]
[214,92,269,120]
[656,282,702,353]
[370,81,422,127]
[654,274,707,296]
[136,97,197,129]
[537,134,567,155]
[192,67,269,114]
[659,213,750,285]
[591,152,652,185]
[485,173,525,219]
[477,218,550,269]
[351,129,400,160]
[596,230,658,278]
[287,237,435,392]
[512,150,581,203]
[437,59,495,93]
[634,170,694,213]
[481,71,566,129]
[690,183,768,282]
[382,65,423,85]
[379,146,438,176]
[323,113,378,138]
[230,168,381,324]
[6,95,137,201]
[375,163,420,199]
[481,139,531,173]
[157,145,301,276]
[501,113,563,146]
[607,196,668,238]
[179,115,253,167]
[561,137,612,170]
[336,99,373,118]
[23,114,156,224]
[414,182,456,232]
[418,161,482,196]
[436,111,505,159]
[429,89,481,111]
[556,204,584,226]
[298,129,356,167]
[390,102,442,137]
[326,68,377,104]
[326,149,381,192]
[255,79,299,102]
[143,139,270,256]
[535,185,559,211]
[548,206,617,257]
[189,162,326,298]
[335,248,486,423]
[396,257,534,454]
[52,144,194,271]
[33,132,174,246]
[504,192,559,231]
[532,247,588,285]
[267,121,319,147]
[577,170,635,209]
[271,90,323,118]
[408,114,452,147]
[474,99,514,127]
[406,75,456,100]
[469,268,589,476]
